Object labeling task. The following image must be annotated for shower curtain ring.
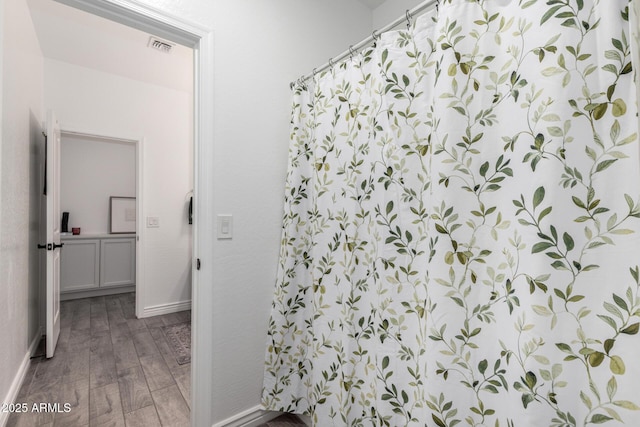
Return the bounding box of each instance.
[328,57,335,68]
[349,45,356,60]
[372,29,380,41]
[312,68,318,77]
[405,10,412,28]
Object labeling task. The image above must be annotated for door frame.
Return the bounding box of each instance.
[54,1,216,425]
[58,129,143,306]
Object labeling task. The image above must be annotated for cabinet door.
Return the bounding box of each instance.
[100,238,136,287]
[60,239,100,292]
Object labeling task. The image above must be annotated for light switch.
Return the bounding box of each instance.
[147,216,160,228]
[217,215,233,239]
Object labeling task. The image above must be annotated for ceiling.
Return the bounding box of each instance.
[357,0,387,9]
[25,0,386,93]
[27,0,193,93]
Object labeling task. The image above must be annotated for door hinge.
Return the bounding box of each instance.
[196,258,201,270]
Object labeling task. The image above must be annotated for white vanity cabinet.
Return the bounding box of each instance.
[60,234,136,299]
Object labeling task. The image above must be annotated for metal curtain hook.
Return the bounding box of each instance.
[328,57,335,68]
[371,29,380,47]
[405,10,412,29]
[349,45,356,60]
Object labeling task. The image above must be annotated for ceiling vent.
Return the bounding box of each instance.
[148,37,174,53]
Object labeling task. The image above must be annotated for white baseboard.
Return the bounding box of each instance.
[211,405,281,427]
[141,300,191,318]
[0,328,42,427]
[60,285,135,301]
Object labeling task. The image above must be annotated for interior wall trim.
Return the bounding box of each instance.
[142,300,192,318]
[0,327,42,427]
[211,405,280,427]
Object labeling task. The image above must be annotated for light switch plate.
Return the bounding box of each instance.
[147,216,160,228]
[217,215,233,239]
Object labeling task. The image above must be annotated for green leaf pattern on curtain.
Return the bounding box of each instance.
[263,1,640,425]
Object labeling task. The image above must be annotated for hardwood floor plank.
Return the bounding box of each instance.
[67,330,92,352]
[142,316,164,329]
[90,413,124,427]
[109,323,131,345]
[53,379,89,427]
[139,355,175,392]
[113,339,140,374]
[89,351,118,389]
[151,385,189,427]
[131,331,158,358]
[62,348,90,385]
[90,306,110,335]
[125,318,147,333]
[12,385,61,426]
[159,313,183,326]
[29,357,64,396]
[123,406,160,427]
[71,308,90,334]
[105,299,127,327]
[89,383,123,425]
[90,331,113,355]
[171,365,191,409]
[11,295,191,427]
[116,366,153,414]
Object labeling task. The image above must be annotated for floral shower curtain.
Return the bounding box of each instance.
[263,1,640,426]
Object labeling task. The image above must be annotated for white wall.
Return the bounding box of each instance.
[0,0,44,421]
[118,0,374,424]
[44,58,193,311]
[61,135,136,234]
[373,0,426,29]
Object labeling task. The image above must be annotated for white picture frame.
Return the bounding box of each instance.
[109,196,136,234]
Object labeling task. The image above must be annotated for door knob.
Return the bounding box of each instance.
[53,243,64,250]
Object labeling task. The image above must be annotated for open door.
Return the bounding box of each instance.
[44,110,62,358]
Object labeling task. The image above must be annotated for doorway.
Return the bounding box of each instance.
[29,0,215,425]
[58,132,139,303]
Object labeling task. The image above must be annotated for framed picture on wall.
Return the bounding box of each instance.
[109,196,136,234]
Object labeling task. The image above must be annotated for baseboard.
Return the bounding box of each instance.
[211,405,281,427]
[141,300,191,318]
[60,285,135,301]
[0,328,42,427]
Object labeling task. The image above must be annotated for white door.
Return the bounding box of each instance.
[45,110,62,358]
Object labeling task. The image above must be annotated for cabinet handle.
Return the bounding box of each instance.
[53,243,65,250]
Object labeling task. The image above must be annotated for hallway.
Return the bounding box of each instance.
[7,293,191,427]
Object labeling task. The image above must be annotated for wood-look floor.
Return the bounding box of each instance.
[7,293,191,427]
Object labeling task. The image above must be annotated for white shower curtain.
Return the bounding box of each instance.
[264,1,640,426]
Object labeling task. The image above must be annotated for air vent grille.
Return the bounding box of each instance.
[148,37,174,53]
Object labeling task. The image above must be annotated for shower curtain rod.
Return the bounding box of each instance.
[291,0,438,89]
